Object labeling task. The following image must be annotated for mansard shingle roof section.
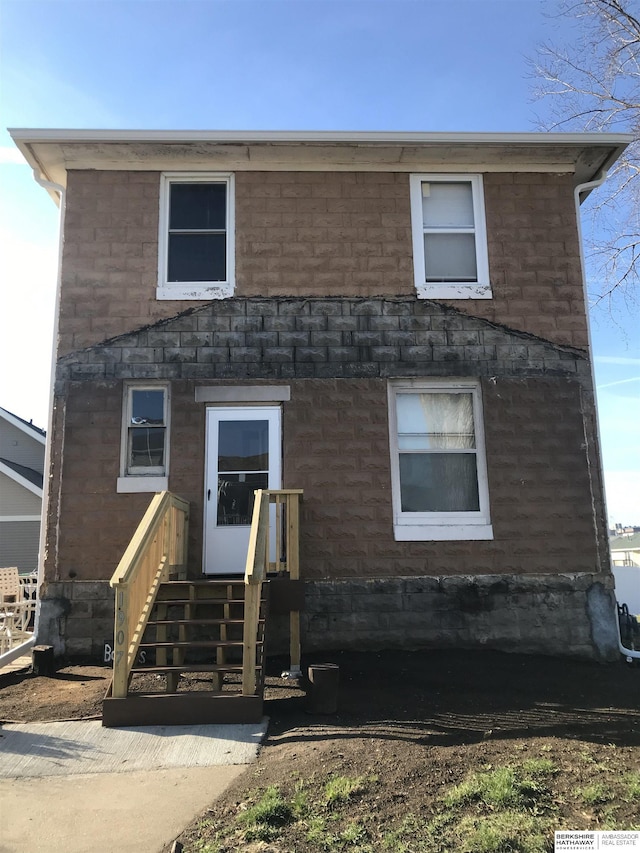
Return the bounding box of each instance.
[55,297,590,385]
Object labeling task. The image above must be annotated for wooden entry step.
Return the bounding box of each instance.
[102,578,268,727]
[130,663,261,675]
[138,639,245,647]
[103,691,262,727]
[149,618,247,627]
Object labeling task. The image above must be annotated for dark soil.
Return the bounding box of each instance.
[2,649,639,851]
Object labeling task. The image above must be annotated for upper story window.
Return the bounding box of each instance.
[388,380,493,541]
[157,173,235,300]
[117,384,170,494]
[409,174,491,300]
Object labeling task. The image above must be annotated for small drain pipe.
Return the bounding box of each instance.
[574,174,640,662]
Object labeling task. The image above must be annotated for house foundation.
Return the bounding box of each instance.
[38,572,619,662]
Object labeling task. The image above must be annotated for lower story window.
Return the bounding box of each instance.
[117,384,170,493]
[388,380,492,540]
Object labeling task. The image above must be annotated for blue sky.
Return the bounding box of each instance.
[0,0,638,524]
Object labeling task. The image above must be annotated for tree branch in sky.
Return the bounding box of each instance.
[532,0,640,308]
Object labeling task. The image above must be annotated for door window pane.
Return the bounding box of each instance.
[218,420,269,472]
[217,472,268,526]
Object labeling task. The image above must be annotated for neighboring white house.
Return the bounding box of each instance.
[611,533,640,568]
[611,533,640,616]
[0,407,46,571]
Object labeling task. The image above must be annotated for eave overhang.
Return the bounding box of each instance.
[8,128,632,205]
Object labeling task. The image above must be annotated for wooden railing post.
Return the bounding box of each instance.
[284,493,302,675]
[242,490,269,696]
[242,489,303,687]
[112,585,129,698]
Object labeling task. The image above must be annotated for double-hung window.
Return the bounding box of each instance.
[158,173,235,300]
[409,174,491,300]
[388,381,492,540]
[117,385,170,493]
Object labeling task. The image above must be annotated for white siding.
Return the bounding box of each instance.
[0,420,45,474]
[0,520,40,571]
[0,471,42,515]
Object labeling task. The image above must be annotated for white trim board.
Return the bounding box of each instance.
[0,515,41,522]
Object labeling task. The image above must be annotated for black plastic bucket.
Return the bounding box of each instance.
[306,663,340,714]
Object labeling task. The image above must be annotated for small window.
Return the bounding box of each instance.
[117,385,170,493]
[388,381,492,541]
[410,174,491,300]
[158,173,235,300]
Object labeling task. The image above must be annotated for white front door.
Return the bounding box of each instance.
[204,407,281,575]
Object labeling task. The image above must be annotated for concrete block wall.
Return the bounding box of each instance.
[38,572,619,662]
[39,580,114,658]
[298,573,619,661]
[58,170,586,355]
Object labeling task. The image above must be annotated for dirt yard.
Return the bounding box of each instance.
[2,649,639,852]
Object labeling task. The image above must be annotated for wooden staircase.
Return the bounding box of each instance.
[103,579,268,726]
[102,489,302,727]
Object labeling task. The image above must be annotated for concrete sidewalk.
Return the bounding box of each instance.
[0,719,269,853]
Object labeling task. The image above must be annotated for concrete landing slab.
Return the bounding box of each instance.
[0,718,268,777]
[0,719,268,852]
[0,765,245,853]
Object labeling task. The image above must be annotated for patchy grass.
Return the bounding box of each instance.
[236,784,303,841]
[578,782,615,806]
[165,649,640,853]
[177,750,640,853]
[626,772,640,800]
[323,775,372,809]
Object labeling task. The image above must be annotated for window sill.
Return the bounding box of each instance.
[117,476,168,494]
[393,523,494,541]
[416,283,492,300]
[156,283,234,301]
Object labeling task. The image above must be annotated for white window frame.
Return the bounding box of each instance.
[409,173,491,300]
[388,380,493,541]
[117,384,170,494]
[157,172,235,301]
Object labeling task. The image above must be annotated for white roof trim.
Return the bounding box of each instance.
[0,408,46,445]
[10,128,631,205]
[0,461,43,498]
[8,129,634,145]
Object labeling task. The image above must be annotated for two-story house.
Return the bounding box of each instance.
[10,130,629,674]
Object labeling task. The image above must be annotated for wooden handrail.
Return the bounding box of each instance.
[109,491,189,698]
[242,489,303,694]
